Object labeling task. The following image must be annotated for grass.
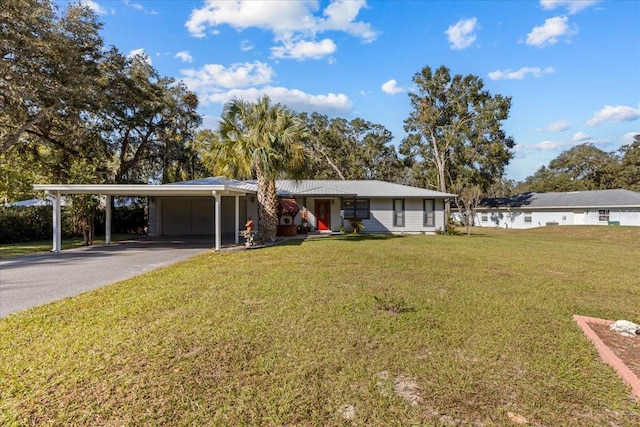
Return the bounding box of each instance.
[1,226,640,425]
[0,234,141,258]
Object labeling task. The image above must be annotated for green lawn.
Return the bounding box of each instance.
[1,226,639,425]
[0,234,141,258]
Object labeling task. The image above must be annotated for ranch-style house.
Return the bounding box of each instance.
[35,177,455,252]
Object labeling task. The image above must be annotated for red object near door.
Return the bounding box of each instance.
[315,200,331,231]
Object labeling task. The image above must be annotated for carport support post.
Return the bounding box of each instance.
[213,191,221,251]
[51,191,62,253]
[105,195,112,245]
[234,195,240,245]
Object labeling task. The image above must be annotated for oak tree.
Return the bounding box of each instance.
[401,65,515,224]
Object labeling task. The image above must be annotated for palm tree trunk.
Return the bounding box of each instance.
[256,167,278,243]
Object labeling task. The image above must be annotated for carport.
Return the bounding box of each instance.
[33,182,257,253]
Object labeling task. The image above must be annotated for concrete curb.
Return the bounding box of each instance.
[573,315,640,399]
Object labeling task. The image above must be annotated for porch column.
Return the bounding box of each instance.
[234,194,240,245]
[51,191,62,253]
[105,195,112,245]
[213,191,221,251]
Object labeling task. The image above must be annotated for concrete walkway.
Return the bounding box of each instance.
[0,239,215,318]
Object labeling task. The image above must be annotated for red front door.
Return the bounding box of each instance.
[315,200,331,231]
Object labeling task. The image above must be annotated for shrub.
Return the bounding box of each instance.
[0,205,147,244]
[0,206,53,243]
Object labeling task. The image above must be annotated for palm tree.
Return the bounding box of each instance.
[215,96,309,243]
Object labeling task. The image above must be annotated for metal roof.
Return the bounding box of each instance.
[274,180,454,198]
[479,189,640,209]
[34,178,454,199]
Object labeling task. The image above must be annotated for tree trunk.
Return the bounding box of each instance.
[315,145,346,180]
[256,168,278,243]
[431,133,450,232]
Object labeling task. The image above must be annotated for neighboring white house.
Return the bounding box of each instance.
[473,189,640,228]
[34,177,455,252]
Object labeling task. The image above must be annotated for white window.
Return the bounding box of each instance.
[598,210,610,222]
[524,211,532,223]
[343,199,370,219]
[393,199,405,227]
[423,199,435,227]
[481,213,488,222]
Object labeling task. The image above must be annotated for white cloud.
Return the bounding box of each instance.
[80,0,107,15]
[124,0,144,11]
[526,16,576,47]
[123,0,157,14]
[540,0,600,14]
[186,0,311,37]
[202,114,221,130]
[180,61,275,91]
[240,40,254,52]
[445,17,478,50]
[204,86,352,116]
[488,66,554,80]
[621,132,640,145]
[175,50,193,63]
[587,105,640,126]
[572,131,590,141]
[319,0,378,42]
[534,140,564,151]
[381,79,404,95]
[179,57,353,116]
[128,48,152,65]
[271,38,337,60]
[543,120,570,132]
[185,0,377,60]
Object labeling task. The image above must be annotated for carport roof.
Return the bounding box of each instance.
[34,179,256,197]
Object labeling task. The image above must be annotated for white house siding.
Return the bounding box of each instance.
[477,209,569,229]
[364,198,443,233]
[584,209,640,226]
[531,210,573,227]
[476,190,640,229]
[477,208,640,228]
[434,199,446,231]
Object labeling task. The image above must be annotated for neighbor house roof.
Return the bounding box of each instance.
[3,198,55,207]
[479,189,640,210]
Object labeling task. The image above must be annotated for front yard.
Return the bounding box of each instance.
[1,226,639,425]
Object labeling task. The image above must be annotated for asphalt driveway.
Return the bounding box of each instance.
[0,238,214,318]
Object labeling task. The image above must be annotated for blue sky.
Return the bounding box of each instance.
[70,0,639,182]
